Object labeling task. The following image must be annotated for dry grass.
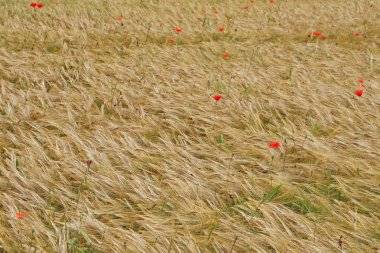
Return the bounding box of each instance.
[0,0,380,252]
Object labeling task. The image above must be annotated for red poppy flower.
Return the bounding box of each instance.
[358,79,364,83]
[319,35,326,39]
[244,6,249,10]
[168,39,175,44]
[175,27,182,32]
[355,89,363,97]
[16,212,26,219]
[218,27,224,32]
[250,0,254,3]
[269,0,275,3]
[354,31,361,36]
[213,10,219,14]
[222,52,229,58]
[36,3,43,8]
[269,142,281,148]
[117,16,123,21]
[213,95,222,101]
[312,31,321,36]
[30,2,37,7]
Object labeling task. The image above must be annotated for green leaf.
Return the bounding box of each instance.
[206,18,211,30]
[242,85,249,95]
[70,238,77,249]
[287,66,293,79]
[249,184,283,222]
[77,248,86,253]
[79,229,92,246]
[260,185,282,205]
[202,17,207,26]
[218,134,224,144]
[311,123,320,136]
[165,202,175,210]
[202,17,211,29]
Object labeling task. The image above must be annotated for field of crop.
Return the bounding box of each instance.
[0,0,379,252]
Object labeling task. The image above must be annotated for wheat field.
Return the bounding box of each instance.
[0,0,379,252]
